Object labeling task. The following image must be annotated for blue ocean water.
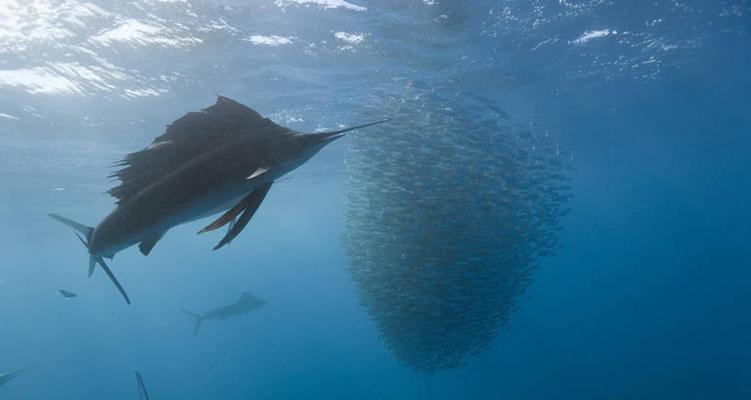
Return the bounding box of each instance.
[1,1,749,399]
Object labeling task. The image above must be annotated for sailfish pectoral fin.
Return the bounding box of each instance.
[197,170,272,235]
[213,182,273,251]
[247,167,269,181]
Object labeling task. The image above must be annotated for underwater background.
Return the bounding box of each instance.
[1,0,749,399]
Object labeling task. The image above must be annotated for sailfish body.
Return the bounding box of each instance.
[183,292,265,335]
[49,96,387,304]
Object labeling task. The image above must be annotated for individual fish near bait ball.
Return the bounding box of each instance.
[49,96,388,305]
[58,289,77,299]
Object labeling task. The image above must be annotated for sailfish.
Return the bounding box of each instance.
[49,96,387,305]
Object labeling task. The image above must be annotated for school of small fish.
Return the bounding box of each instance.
[344,88,572,372]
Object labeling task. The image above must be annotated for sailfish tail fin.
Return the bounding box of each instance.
[183,310,204,336]
[48,213,131,305]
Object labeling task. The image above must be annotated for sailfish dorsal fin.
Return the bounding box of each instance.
[108,96,290,204]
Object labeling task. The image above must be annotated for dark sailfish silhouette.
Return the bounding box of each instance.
[49,96,387,304]
[183,292,265,335]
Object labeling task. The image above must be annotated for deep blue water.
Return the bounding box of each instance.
[1,1,750,399]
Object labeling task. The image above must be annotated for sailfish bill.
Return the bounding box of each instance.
[48,96,389,304]
[317,119,391,141]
